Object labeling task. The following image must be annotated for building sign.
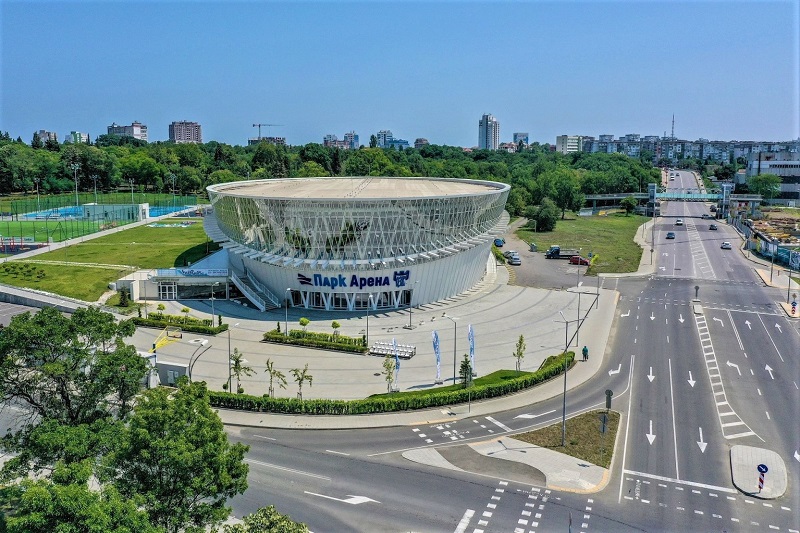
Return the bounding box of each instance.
[298,270,410,290]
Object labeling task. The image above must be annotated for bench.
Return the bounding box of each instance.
[369,341,416,359]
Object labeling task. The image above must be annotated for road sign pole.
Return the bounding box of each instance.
[757,464,768,493]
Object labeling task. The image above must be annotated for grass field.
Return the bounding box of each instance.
[514,409,620,469]
[517,212,648,274]
[368,369,534,399]
[0,218,108,243]
[0,218,220,301]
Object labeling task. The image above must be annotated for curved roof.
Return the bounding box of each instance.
[207,177,508,200]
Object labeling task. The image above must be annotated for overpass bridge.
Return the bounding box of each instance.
[584,183,761,217]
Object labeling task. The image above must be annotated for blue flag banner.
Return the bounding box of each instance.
[432,331,441,382]
[392,337,399,389]
[468,324,475,373]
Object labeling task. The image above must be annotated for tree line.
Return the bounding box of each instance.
[0,131,662,219]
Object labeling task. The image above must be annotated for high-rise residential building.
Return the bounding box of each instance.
[478,114,500,150]
[376,130,393,148]
[35,130,57,142]
[343,131,359,150]
[555,135,585,154]
[65,131,89,144]
[169,121,202,144]
[414,138,429,149]
[513,132,529,145]
[108,121,148,142]
[323,134,348,149]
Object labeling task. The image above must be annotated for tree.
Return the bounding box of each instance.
[381,355,396,393]
[31,132,43,149]
[369,134,377,148]
[298,317,309,332]
[0,306,147,479]
[181,306,190,323]
[620,196,637,215]
[222,506,309,533]
[331,320,341,337]
[513,334,526,373]
[264,358,287,398]
[294,161,327,177]
[290,364,313,400]
[118,287,129,306]
[6,461,159,533]
[546,167,584,219]
[104,381,249,533]
[529,197,560,232]
[230,347,254,394]
[459,354,473,388]
[748,173,781,201]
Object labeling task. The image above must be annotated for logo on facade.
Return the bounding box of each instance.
[296,270,412,290]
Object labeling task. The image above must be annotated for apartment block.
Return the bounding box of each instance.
[169,121,202,144]
[108,121,148,142]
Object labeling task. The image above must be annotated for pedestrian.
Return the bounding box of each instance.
[582,345,588,362]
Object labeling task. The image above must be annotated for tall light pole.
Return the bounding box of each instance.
[284,288,291,337]
[70,162,80,208]
[366,294,374,346]
[169,173,176,211]
[33,177,41,212]
[187,339,210,381]
[90,174,99,205]
[211,281,219,326]
[770,238,778,284]
[227,322,240,391]
[129,179,135,206]
[443,313,457,384]
[557,311,572,447]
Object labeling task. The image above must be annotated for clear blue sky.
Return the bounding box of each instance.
[2,1,798,147]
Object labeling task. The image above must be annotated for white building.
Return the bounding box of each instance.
[555,135,585,154]
[200,177,510,311]
[478,114,500,150]
[65,131,89,144]
[108,121,148,142]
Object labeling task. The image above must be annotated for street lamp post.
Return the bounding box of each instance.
[227,322,240,391]
[770,238,778,284]
[70,163,80,208]
[90,174,99,205]
[557,310,574,447]
[170,173,176,211]
[211,281,219,326]
[365,294,375,347]
[129,179,135,206]
[443,313,457,384]
[33,177,41,212]
[284,288,291,337]
[187,339,210,381]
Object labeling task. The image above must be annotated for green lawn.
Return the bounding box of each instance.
[1,218,220,301]
[0,218,107,243]
[514,409,620,469]
[517,212,648,274]
[31,218,219,269]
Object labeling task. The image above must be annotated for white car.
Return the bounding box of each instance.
[720,241,732,250]
[503,250,519,259]
[675,219,684,225]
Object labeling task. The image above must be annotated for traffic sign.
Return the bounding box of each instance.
[757,464,768,474]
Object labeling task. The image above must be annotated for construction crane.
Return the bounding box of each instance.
[252,123,283,140]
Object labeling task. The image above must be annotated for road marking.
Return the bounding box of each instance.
[515,409,556,419]
[646,419,656,445]
[304,491,379,505]
[765,364,775,380]
[618,354,636,504]
[325,449,350,456]
[253,435,276,441]
[609,364,622,376]
[453,509,474,533]
[758,314,785,362]
[697,427,707,453]
[687,371,695,387]
[623,469,736,493]
[647,367,655,382]
[485,416,512,432]
[247,459,331,480]
[727,310,744,350]
[668,359,679,477]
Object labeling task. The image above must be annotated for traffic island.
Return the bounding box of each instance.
[730,445,787,499]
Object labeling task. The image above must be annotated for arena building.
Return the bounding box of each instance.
[203,177,509,311]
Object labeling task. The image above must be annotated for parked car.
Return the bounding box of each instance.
[494,238,505,247]
[701,213,710,219]
[675,219,684,225]
[507,257,522,266]
[666,232,676,239]
[720,241,732,249]
[569,255,590,266]
[503,250,518,259]
[709,224,718,230]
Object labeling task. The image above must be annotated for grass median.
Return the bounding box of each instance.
[514,409,620,469]
[517,212,648,274]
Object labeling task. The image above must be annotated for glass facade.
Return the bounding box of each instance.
[208,177,509,271]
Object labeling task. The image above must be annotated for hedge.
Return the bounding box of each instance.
[262,329,367,354]
[132,317,229,336]
[208,351,575,415]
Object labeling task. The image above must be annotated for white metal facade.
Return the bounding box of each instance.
[206,177,509,311]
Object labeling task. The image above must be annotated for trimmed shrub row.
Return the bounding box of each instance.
[132,317,229,336]
[208,352,575,415]
[262,329,367,354]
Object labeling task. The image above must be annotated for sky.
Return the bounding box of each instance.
[2,1,799,147]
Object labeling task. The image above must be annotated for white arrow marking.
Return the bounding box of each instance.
[713,317,724,327]
[647,367,655,382]
[744,320,751,330]
[608,364,622,376]
[650,313,655,320]
[774,323,782,332]
[697,427,707,453]
[726,361,741,376]
[678,314,685,323]
[765,364,774,380]
[621,310,630,317]
[304,491,381,505]
[794,450,800,462]
[515,409,557,419]
[646,420,656,445]
[659,266,666,271]
[662,252,669,256]
[687,371,696,387]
